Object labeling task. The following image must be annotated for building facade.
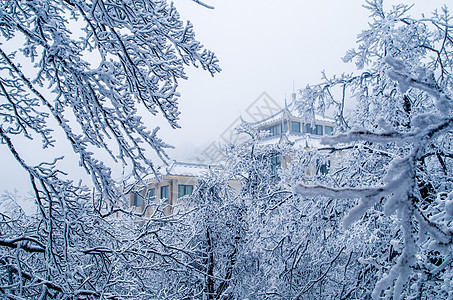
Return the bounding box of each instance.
[125,98,336,215]
[126,161,214,217]
[245,98,336,176]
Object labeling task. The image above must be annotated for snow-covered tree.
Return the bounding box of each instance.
[0,0,219,298]
[221,137,394,298]
[150,124,290,299]
[296,1,453,298]
[179,172,245,299]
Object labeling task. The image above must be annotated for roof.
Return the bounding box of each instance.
[166,161,217,177]
[244,99,334,127]
[123,160,217,193]
[242,99,336,148]
[258,131,326,149]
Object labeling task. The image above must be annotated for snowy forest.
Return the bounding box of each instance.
[0,0,452,299]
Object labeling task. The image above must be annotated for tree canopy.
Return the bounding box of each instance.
[1,0,453,299]
[0,0,220,298]
[296,1,453,298]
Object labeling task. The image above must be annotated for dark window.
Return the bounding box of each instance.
[146,188,155,202]
[282,121,288,133]
[303,124,323,135]
[303,123,313,134]
[160,185,169,200]
[291,121,301,133]
[317,159,330,175]
[315,125,323,135]
[268,124,281,136]
[178,185,193,198]
[271,155,281,178]
[131,192,142,207]
[324,126,333,135]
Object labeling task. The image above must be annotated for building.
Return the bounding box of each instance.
[125,96,337,215]
[126,161,216,217]
[243,97,336,176]
[247,98,335,146]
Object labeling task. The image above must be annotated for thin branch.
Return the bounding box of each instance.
[294,246,345,299]
[190,0,214,9]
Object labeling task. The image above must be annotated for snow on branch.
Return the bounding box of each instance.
[294,2,453,299]
[190,0,214,9]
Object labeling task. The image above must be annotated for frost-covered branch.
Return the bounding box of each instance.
[295,2,453,299]
[0,0,220,298]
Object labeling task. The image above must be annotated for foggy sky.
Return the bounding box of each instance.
[0,0,448,200]
[162,0,448,161]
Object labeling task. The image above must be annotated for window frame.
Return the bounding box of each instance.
[303,123,312,134]
[160,185,169,201]
[315,125,323,135]
[270,154,281,179]
[324,126,333,136]
[282,121,288,133]
[146,188,156,202]
[178,184,193,198]
[291,121,301,133]
[131,191,143,207]
[316,159,330,175]
[268,124,281,136]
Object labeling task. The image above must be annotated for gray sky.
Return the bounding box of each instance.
[0,0,448,202]
[161,0,448,161]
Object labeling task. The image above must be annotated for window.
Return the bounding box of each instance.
[131,192,142,207]
[146,188,155,202]
[317,159,330,175]
[291,121,301,133]
[268,124,281,136]
[282,121,288,133]
[303,124,323,135]
[303,123,313,134]
[160,185,169,201]
[324,126,333,135]
[178,185,193,198]
[315,125,323,135]
[271,155,281,178]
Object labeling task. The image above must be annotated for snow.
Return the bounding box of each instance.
[446,198,453,217]
[1,1,452,299]
[166,160,218,177]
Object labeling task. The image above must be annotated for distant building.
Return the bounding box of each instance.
[247,98,335,146]
[126,161,216,217]
[125,97,337,215]
[243,98,336,176]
